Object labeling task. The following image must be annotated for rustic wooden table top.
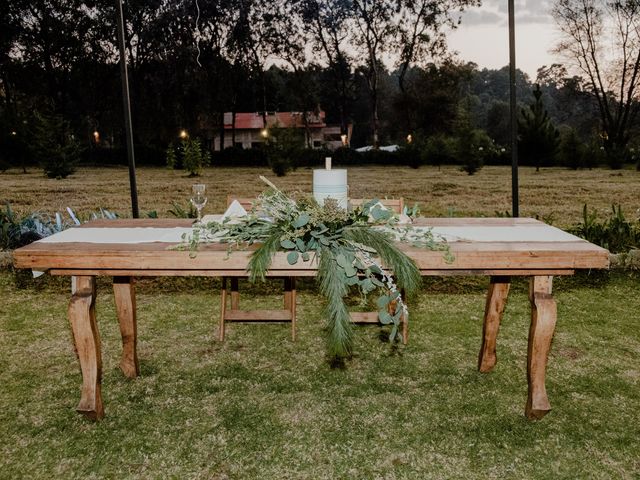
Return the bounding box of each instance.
[13,217,609,276]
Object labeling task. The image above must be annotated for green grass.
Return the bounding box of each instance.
[1,271,639,478]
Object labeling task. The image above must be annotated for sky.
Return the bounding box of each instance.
[447,0,559,79]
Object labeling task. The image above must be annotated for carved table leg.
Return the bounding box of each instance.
[69,276,103,420]
[113,276,139,378]
[526,276,557,420]
[478,276,511,372]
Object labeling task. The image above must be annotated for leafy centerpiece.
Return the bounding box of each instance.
[187,177,450,363]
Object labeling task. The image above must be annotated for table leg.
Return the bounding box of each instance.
[526,276,557,420]
[219,277,227,341]
[68,275,104,420]
[230,278,239,310]
[113,276,139,378]
[478,276,511,372]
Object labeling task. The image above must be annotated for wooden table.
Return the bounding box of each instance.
[13,218,609,421]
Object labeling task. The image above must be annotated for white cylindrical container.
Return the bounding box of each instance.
[313,169,348,209]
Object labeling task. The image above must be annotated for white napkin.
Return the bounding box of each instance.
[221,200,248,223]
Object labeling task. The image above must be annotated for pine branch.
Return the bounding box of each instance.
[317,246,353,360]
[247,228,281,283]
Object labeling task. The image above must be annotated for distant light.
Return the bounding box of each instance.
[179,129,188,139]
[406,134,413,144]
[340,134,348,146]
[10,131,17,136]
[93,131,100,142]
[261,129,268,138]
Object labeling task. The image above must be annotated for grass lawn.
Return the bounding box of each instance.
[1,271,639,479]
[2,165,640,227]
[2,165,639,478]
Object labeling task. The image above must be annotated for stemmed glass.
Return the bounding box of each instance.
[190,184,207,223]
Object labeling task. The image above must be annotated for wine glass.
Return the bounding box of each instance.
[190,184,207,222]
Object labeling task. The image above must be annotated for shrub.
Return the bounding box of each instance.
[424,134,458,168]
[458,128,491,175]
[166,138,210,175]
[604,146,628,170]
[0,204,122,250]
[166,142,177,169]
[31,111,81,179]
[399,143,424,169]
[265,128,305,176]
[182,139,210,176]
[331,146,360,166]
[569,204,640,253]
[168,201,197,218]
[0,203,70,249]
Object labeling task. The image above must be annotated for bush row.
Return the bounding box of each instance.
[4,138,639,172]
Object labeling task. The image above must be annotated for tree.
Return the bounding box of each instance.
[553,0,640,167]
[30,111,81,179]
[455,101,485,175]
[518,84,560,171]
[167,138,210,176]
[557,127,586,169]
[485,100,511,146]
[265,127,304,176]
[351,0,396,147]
[300,0,355,136]
[394,0,479,132]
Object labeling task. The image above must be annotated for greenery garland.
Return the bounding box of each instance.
[187,177,451,362]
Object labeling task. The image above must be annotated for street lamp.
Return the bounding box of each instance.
[179,129,188,139]
[93,130,100,143]
[261,129,268,139]
[406,134,413,144]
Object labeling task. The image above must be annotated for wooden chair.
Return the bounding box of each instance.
[349,197,408,343]
[350,197,404,215]
[219,196,296,341]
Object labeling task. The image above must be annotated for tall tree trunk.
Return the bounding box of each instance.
[398,66,412,135]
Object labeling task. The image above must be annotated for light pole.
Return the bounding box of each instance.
[116,0,139,218]
[508,0,519,217]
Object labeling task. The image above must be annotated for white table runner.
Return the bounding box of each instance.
[37,227,195,244]
[35,224,582,244]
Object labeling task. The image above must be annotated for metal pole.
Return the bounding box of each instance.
[508,0,519,217]
[116,0,139,218]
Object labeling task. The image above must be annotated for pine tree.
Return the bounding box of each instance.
[31,111,81,179]
[166,143,177,169]
[456,101,483,175]
[518,84,560,171]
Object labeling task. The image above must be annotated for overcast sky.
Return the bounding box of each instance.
[447,0,559,79]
